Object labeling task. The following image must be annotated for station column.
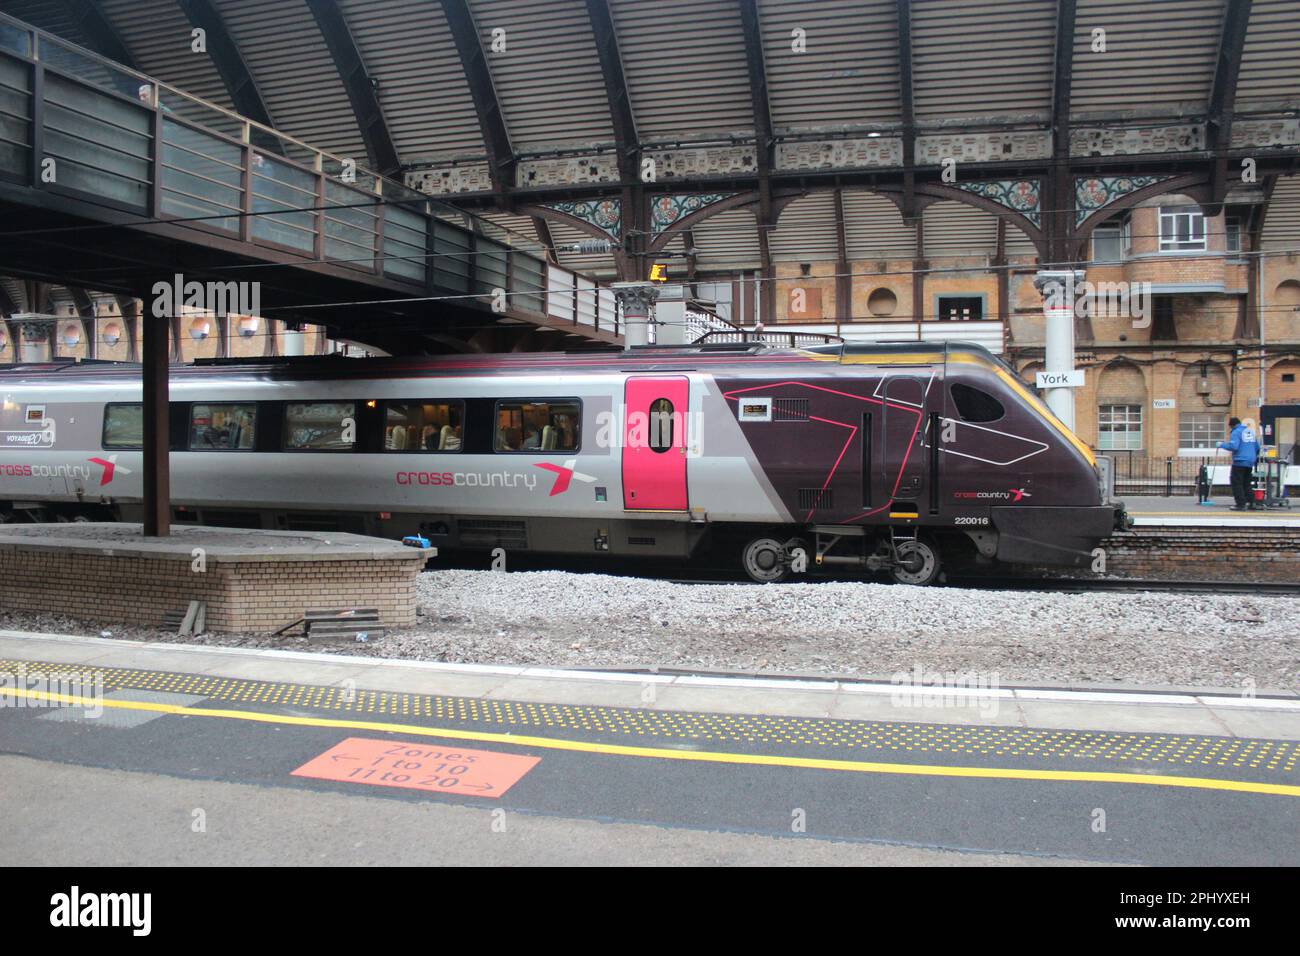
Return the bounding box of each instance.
[612,282,660,348]
[141,307,170,537]
[1032,269,1085,431]
[18,321,46,362]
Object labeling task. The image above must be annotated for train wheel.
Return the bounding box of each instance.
[742,536,792,583]
[891,538,941,586]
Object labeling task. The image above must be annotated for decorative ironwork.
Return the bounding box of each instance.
[1075,176,1170,224]
[776,137,903,171]
[516,154,619,188]
[406,164,492,195]
[650,193,734,236]
[1070,126,1204,157]
[643,146,757,179]
[957,180,1041,226]
[544,198,622,240]
[916,131,1051,164]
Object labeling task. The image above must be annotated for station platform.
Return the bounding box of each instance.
[1,629,1297,865]
[1124,495,1300,528]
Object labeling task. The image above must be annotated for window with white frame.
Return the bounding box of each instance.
[1093,226,1122,262]
[1179,412,1225,450]
[1098,404,1143,450]
[1159,206,1206,252]
[1120,218,1131,256]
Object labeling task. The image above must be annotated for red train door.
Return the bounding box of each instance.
[623,375,689,510]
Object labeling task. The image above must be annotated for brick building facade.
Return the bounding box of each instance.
[758,192,1300,462]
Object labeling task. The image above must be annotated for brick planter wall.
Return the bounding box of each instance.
[0,525,431,633]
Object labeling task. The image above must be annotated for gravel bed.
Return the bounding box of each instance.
[2,570,1297,690]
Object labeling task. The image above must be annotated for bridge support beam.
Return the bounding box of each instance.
[141,309,170,537]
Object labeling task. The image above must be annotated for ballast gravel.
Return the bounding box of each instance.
[2,570,1296,690]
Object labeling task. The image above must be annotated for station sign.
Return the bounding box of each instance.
[1035,370,1085,389]
[292,737,539,798]
[1153,398,1176,409]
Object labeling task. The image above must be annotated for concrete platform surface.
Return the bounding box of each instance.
[1123,496,1299,527]
[0,522,434,562]
[3,629,1298,739]
[4,629,1298,866]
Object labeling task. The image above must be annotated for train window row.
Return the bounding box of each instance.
[101,398,581,454]
[494,400,579,452]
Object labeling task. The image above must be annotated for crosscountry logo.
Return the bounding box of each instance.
[533,460,597,497]
[87,455,132,486]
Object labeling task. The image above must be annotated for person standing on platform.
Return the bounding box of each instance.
[1219,417,1261,511]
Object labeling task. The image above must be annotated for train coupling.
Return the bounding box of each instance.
[1112,504,1134,532]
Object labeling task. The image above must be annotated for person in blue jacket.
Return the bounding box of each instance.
[1219,417,1261,510]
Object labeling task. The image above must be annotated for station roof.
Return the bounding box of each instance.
[0,0,1298,280]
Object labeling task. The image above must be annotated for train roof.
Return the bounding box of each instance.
[0,340,1009,383]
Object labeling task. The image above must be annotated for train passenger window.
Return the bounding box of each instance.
[103,403,144,449]
[493,400,580,453]
[284,401,356,451]
[949,383,1004,423]
[648,398,674,453]
[189,403,256,450]
[384,401,464,452]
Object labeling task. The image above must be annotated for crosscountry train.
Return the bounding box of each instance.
[0,341,1129,584]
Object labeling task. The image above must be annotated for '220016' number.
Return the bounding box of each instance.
[954,516,989,526]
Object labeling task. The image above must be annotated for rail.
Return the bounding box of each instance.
[693,321,842,347]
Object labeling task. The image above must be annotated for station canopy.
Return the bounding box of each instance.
[0,0,1298,281]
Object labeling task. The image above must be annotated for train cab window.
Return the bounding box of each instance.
[284,401,356,451]
[949,383,1004,423]
[103,403,144,449]
[189,403,256,450]
[385,401,464,452]
[494,400,580,453]
[648,398,674,452]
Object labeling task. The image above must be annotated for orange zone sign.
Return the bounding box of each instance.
[291,737,539,798]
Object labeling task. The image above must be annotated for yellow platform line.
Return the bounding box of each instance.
[7,686,1299,798]
[1134,511,1295,517]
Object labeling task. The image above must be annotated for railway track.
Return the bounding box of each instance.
[427,551,1299,595]
[946,576,1300,597]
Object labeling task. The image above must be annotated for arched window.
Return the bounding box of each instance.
[1097,361,1147,451]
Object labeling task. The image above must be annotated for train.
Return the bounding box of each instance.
[0,341,1129,584]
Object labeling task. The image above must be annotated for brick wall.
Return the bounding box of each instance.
[1097,527,1300,583]
[0,547,424,633]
